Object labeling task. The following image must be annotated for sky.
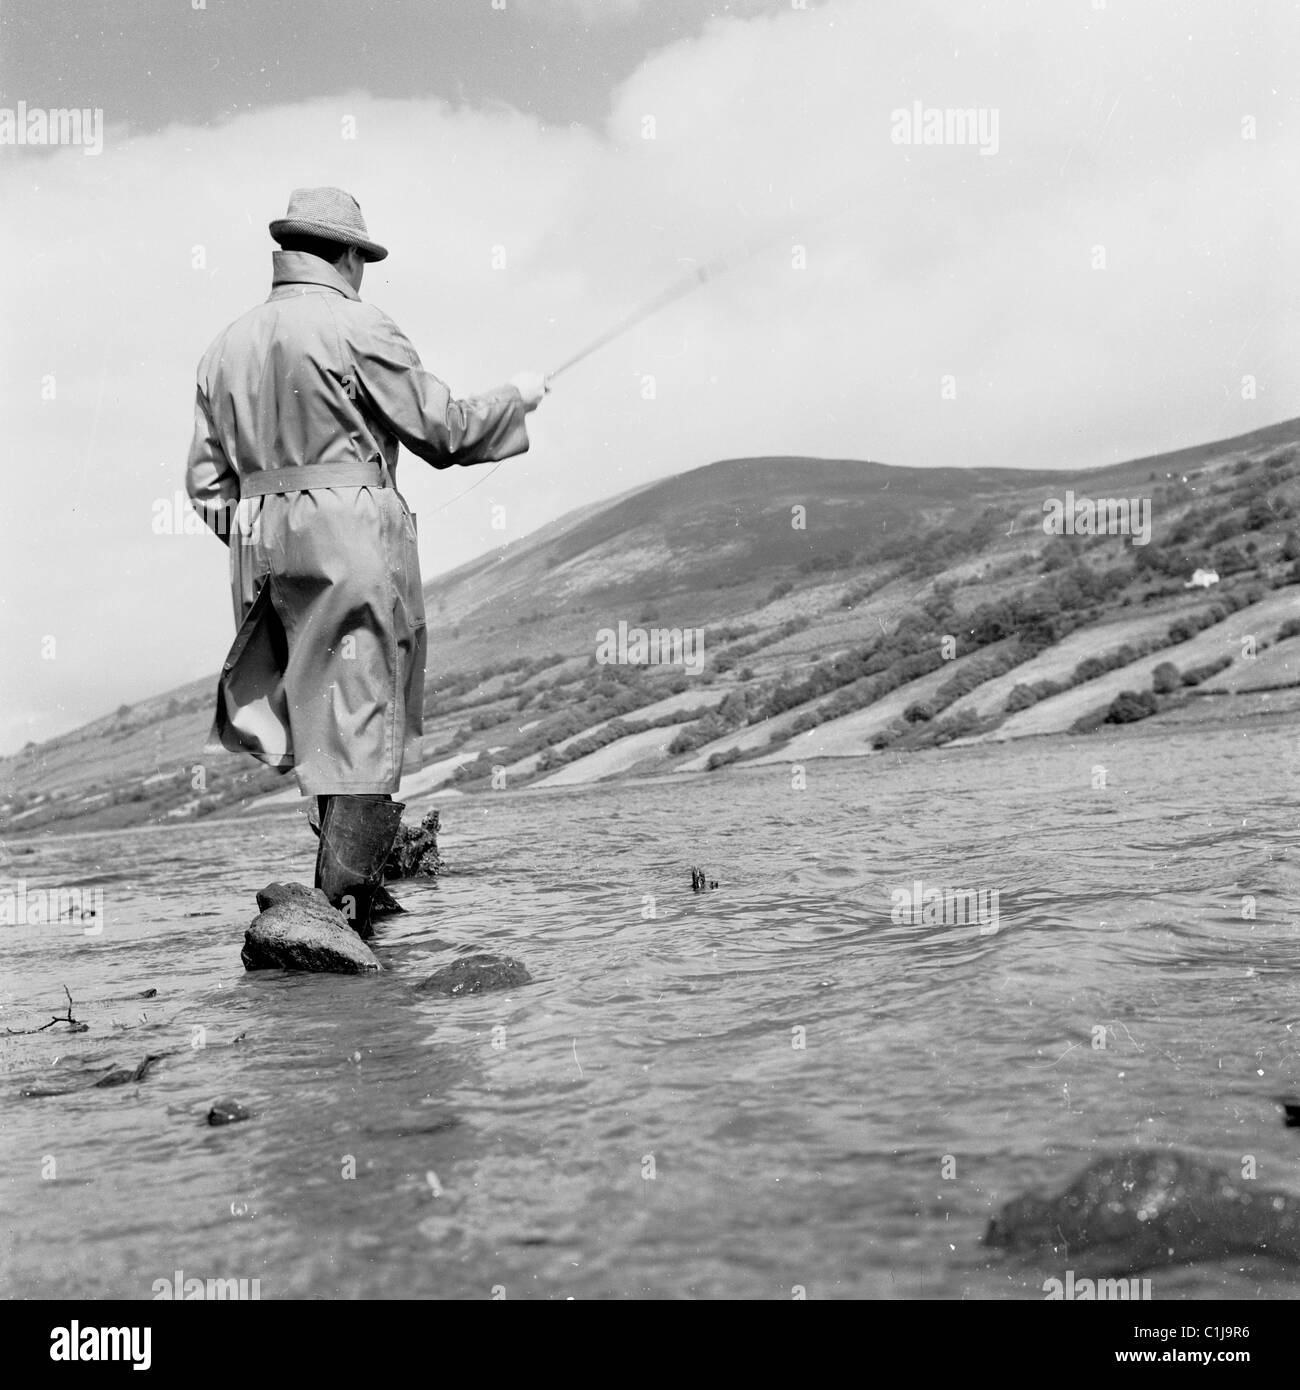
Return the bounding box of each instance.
[1,0,1297,754]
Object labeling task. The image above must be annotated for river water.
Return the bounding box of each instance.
[3,720,1300,1300]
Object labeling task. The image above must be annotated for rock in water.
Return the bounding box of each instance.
[417,953,532,996]
[985,1149,1300,1272]
[22,1053,171,1098]
[243,882,380,974]
[372,884,405,916]
[94,1054,167,1088]
[208,1099,251,1126]
[386,810,444,879]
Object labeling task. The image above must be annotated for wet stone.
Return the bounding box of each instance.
[208,1099,251,1126]
[243,881,379,974]
[386,810,445,880]
[985,1148,1300,1269]
[417,953,532,997]
[95,1054,166,1088]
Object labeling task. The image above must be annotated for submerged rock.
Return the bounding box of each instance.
[94,1054,166,1088]
[372,884,405,917]
[417,953,532,997]
[207,1099,251,1126]
[243,882,379,974]
[386,810,444,880]
[21,1052,170,1098]
[985,1148,1300,1272]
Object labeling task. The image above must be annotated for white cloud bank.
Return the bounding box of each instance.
[2,0,1297,753]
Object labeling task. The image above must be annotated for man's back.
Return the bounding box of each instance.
[194,249,531,493]
[200,287,374,476]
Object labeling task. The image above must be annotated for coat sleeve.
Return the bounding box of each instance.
[184,384,239,546]
[347,306,531,469]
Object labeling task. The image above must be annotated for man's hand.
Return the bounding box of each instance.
[509,370,550,412]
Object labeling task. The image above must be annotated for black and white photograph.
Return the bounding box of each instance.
[1,0,1298,1341]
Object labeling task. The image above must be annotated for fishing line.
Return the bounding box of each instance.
[431,456,506,511]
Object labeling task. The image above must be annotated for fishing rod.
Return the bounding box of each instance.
[545,247,733,383]
[430,178,878,512]
[542,173,878,388]
[429,233,783,512]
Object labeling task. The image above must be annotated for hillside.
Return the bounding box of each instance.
[4,417,1300,835]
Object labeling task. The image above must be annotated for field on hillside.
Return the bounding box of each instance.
[4,418,1300,833]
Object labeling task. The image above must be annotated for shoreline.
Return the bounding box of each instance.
[7,692,1297,845]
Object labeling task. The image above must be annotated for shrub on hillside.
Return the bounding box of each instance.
[913,708,982,746]
[1180,655,1233,687]
[1105,689,1158,724]
[1151,662,1181,694]
[1246,496,1277,531]
[1005,684,1037,714]
[967,600,1019,644]
[1213,544,1252,575]
[788,709,820,735]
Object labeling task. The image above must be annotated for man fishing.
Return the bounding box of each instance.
[186,187,547,936]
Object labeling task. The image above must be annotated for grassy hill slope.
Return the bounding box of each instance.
[4,417,1300,834]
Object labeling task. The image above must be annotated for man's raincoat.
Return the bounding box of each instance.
[185,249,530,794]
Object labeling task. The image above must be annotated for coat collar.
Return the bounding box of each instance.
[269,249,361,301]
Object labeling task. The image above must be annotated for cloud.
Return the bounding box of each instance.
[2,0,1298,752]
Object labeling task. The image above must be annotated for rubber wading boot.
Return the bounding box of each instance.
[308,796,406,918]
[314,795,406,940]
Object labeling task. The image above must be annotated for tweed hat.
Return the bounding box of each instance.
[269,187,388,262]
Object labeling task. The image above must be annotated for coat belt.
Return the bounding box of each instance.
[239,461,389,496]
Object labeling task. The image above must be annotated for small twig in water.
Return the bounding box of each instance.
[4,985,88,1036]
